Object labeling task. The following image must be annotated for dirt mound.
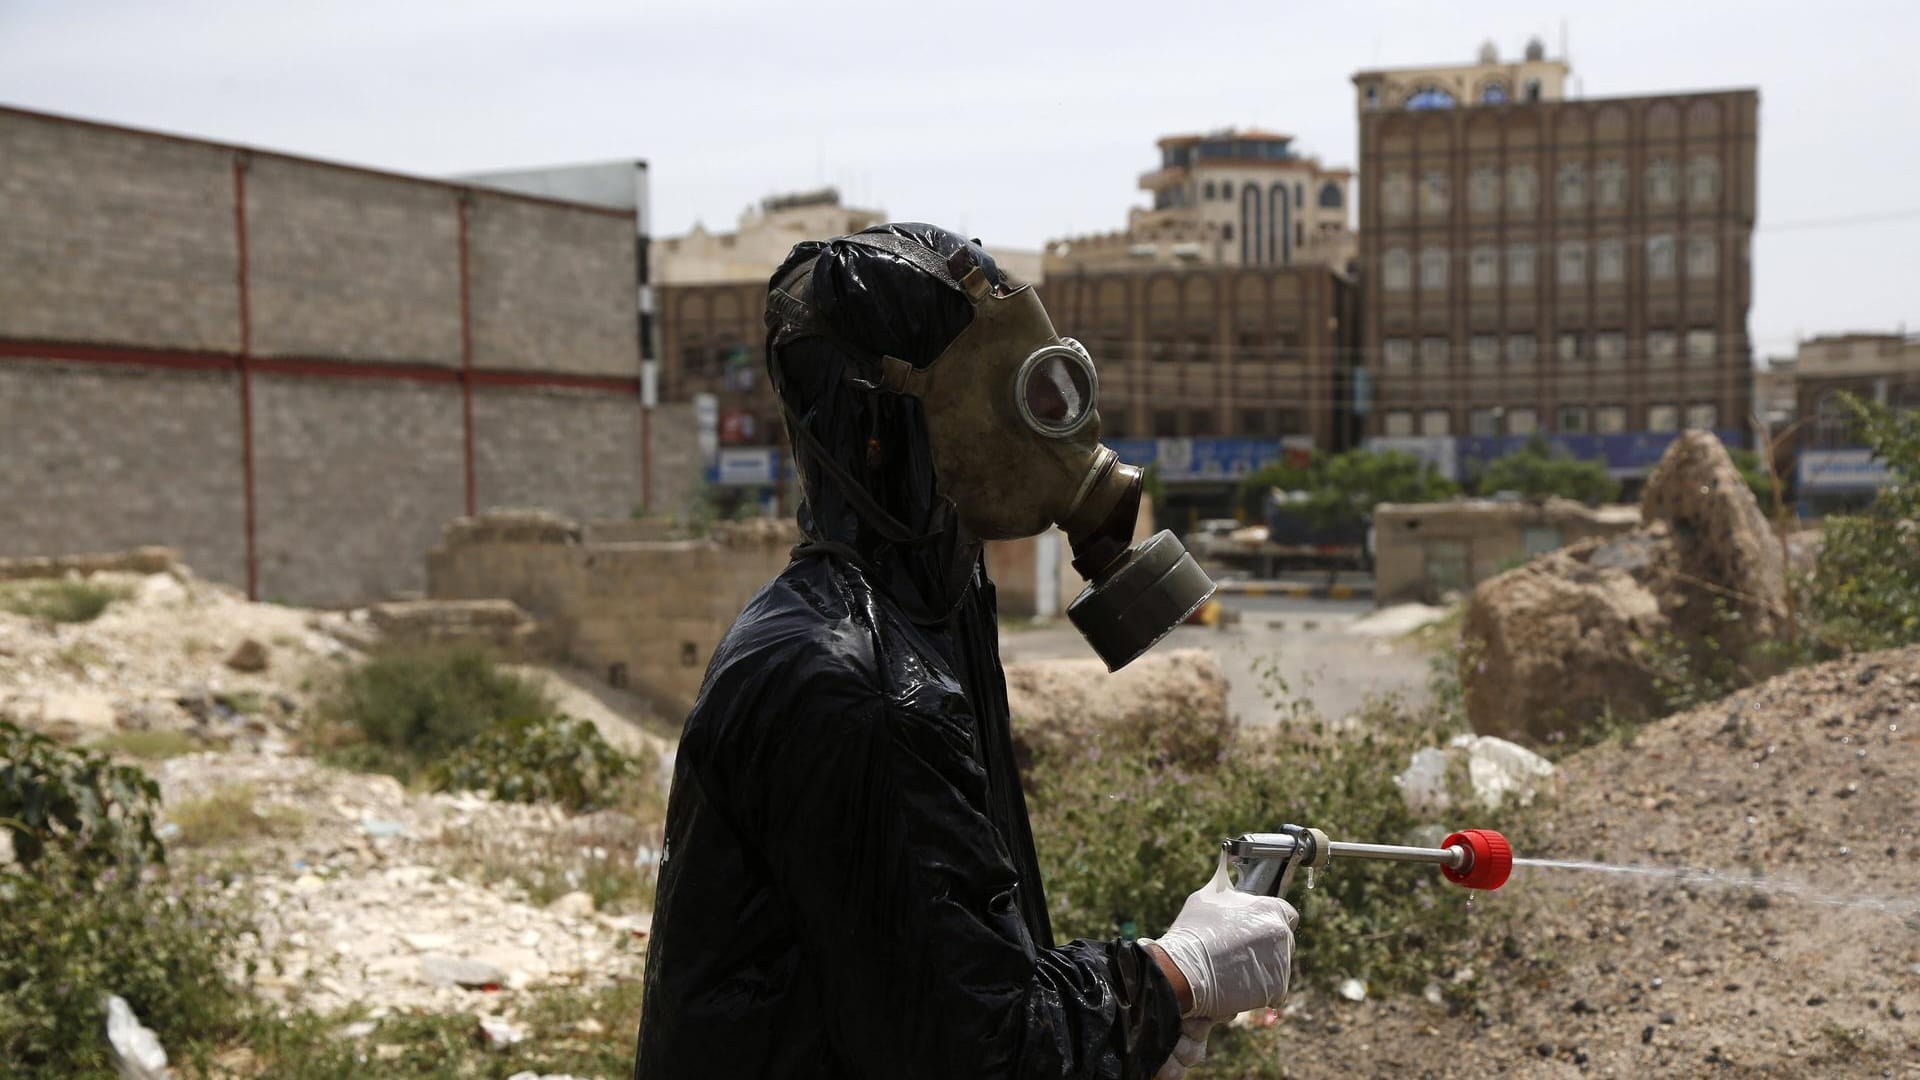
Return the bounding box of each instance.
[1004,648,1231,770]
[1463,432,1789,743]
[1264,645,1920,1076]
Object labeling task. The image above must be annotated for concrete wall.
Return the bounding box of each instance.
[427,511,795,714]
[0,107,660,607]
[1373,497,1641,604]
[0,359,247,585]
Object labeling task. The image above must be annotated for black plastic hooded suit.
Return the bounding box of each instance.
[633,224,1183,1078]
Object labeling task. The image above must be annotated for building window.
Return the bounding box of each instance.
[1596,159,1626,208]
[1557,331,1584,363]
[1507,244,1536,286]
[1469,246,1498,287]
[1686,329,1717,360]
[1506,335,1539,366]
[1647,404,1680,432]
[1153,410,1180,437]
[1507,164,1538,212]
[1470,165,1499,212]
[1222,223,1234,240]
[1558,241,1586,286]
[1470,335,1499,369]
[1239,409,1270,435]
[1647,234,1676,280]
[1524,78,1542,102]
[1469,408,1501,436]
[1508,408,1539,435]
[1382,172,1412,220]
[1558,405,1590,433]
[1596,239,1625,283]
[1687,235,1717,279]
[1384,338,1414,372]
[1648,330,1678,361]
[1318,181,1343,209]
[1419,248,1448,291]
[1595,405,1628,433]
[1366,84,1380,110]
[1221,180,1234,198]
[1686,402,1719,429]
[1687,155,1720,206]
[1407,85,1457,110]
[1296,182,1305,208]
[1646,158,1676,205]
[1420,170,1450,214]
[1481,80,1510,105]
[1190,409,1217,436]
[1384,411,1415,436]
[1594,331,1626,367]
[1203,180,1216,200]
[1383,248,1412,291]
[1421,409,1452,436]
[1557,161,1587,209]
[1420,337,1450,370]
[1275,408,1303,433]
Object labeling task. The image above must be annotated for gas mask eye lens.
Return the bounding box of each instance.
[1017,344,1097,436]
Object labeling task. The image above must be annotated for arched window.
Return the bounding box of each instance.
[1406,85,1457,110]
[1239,185,1263,265]
[1557,161,1587,209]
[1646,158,1676,205]
[1469,165,1499,212]
[1381,172,1412,220]
[1419,170,1450,214]
[1506,164,1538,212]
[1419,248,1449,291]
[1383,248,1412,291]
[1687,155,1720,205]
[1595,159,1626,208]
[1480,80,1510,105]
[1318,181,1343,209]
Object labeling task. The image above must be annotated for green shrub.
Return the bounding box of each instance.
[314,647,556,780]
[0,854,255,1077]
[1028,692,1524,997]
[1472,435,1620,505]
[0,578,130,623]
[1809,397,1920,651]
[0,720,164,872]
[431,715,639,812]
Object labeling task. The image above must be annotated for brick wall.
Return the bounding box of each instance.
[251,376,466,604]
[245,155,463,365]
[0,107,673,606]
[474,385,644,522]
[0,111,239,351]
[469,193,639,377]
[0,359,247,584]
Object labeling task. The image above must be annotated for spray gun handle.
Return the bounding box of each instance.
[1225,825,1330,897]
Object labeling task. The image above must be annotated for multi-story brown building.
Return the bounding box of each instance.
[1791,332,1920,513]
[1353,44,1758,479]
[1039,266,1356,447]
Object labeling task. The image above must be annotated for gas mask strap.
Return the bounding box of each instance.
[780,402,945,549]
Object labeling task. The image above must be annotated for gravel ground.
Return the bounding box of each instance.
[1243,645,1920,1078]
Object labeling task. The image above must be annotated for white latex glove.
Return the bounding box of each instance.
[1152,1018,1212,1080]
[1147,853,1298,1021]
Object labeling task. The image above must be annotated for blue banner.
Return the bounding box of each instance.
[1455,429,1747,479]
[1108,437,1289,482]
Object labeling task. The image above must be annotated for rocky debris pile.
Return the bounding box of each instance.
[1462,431,1789,743]
[0,544,176,582]
[0,562,352,751]
[1265,644,1920,1076]
[155,753,654,1016]
[1003,648,1231,771]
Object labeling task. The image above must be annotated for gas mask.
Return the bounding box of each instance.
[794,234,1216,671]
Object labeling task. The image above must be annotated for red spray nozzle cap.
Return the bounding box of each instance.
[1440,829,1512,891]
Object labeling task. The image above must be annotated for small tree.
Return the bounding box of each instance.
[1306,448,1459,530]
[1234,459,1311,518]
[1809,396,1920,651]
[1473,435,1620,505]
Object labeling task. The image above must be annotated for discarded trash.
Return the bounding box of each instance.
[476,1015,528,1049]
[1337,978,1368,1002]
[105,994,170,1080]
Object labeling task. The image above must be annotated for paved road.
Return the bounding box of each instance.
[998,592,1433,727]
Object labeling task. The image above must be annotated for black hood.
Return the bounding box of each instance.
[765,223,1012,623]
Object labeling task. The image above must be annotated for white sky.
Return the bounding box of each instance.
[4,0,1917,360]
